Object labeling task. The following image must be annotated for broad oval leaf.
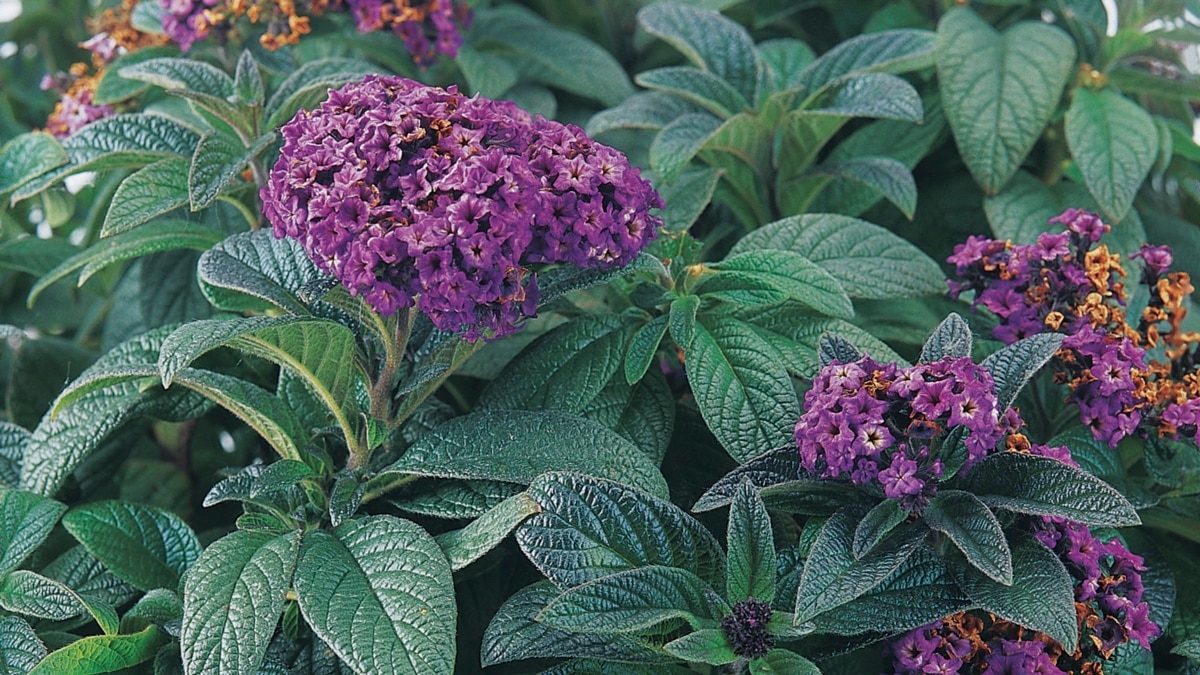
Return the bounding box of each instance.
[704,250,854,318]
[799,29,935,91]
[181,530,300,675]
[636,67,749,118]
[383,410,668,498]
[61,501,201,592]
[803,73,923,122]
[663,629,737,666]
[0,571,85,620]
[294,515,457,675]
[27,626,164,675]
[0,133,68,194]
[99,156,191,237]
[851,499,907,559]
[197,229,327,315]
[936,7,1076,193]
[537,565,726,634]
[650,113,723,182]
[728,214,945,299]
[0,489,66,574]
[586,91,701,136]
[0,616,46,672]
[981,332,1065,412]
[923,490,1012,585]
[1065,88,1157,222]
[637,2,760,102]
[119,58,234,98]
[963,453,1141,526]
[517,472,726,590]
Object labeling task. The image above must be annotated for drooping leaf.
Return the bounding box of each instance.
[384,410,667,497]
[1064,88,1157,222]
[181,530,300,675]
[650,113,722,182]
[537,565,726,634]
[919,313,972,362]
[980,332,1065,411]
[0,489,66,573]
[434,493,540,571]
[656,167,723,233]
[936,7,1076,193]
[189,132,274,210]
[99,157,191,237]
[758,38,816,94]
[798,156,918,220]
[172,368,309,463]
[726,481,775,603]
[27,626,164,675]
[802,73,923,123]
[637,2,760,102]
[62,501,201,592]
[636,67,749,118]
[704,251,854,319]
[923,490,1012,585]
[0,132,68,194]
[963,453,1141,526]
[517,472,726,590]
[387,479,525,521]
[294,515,457,675]
[196,229,327,315]
[586,91,700,136]
[798,29,935,91]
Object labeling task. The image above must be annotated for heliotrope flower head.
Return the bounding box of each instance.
[42,64,114,139]
[720,598,774,659]
[262,75,660,341]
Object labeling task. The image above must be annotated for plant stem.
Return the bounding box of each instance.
[370,306,413,423]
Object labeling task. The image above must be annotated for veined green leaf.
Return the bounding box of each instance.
[936,7,1076,194]
[703,251,853,318]
[0,571,85,620]
[750,649,820,674]
[586,91,700,136]
[434,493,540,571]
[683,315,800,463]
[963,453,1141,526]
[119,58,235,99]
[381,410,668,498]
[852,499,907,559]
[27,626,164,675]
[295,515,456,675]
[0,489,66,573]
[981,332,1065,411]
[62,501,201,592]
[388,479,524,521]
[197,229,327,314]
[657,167,722,233]
[0,423,27,489]
[0,132,67,195]
[0,616,46,673]
[637,2,760,102]
[93,46,176,104]
[99,157,191,237]
[663,629,737,666]
[799,28,935,91]
[517,472,726,590]
[758,38,816,94]
[919,313,972,363]
[625,315,669,385]
[726,481,775,603]
[264,58,378,130]
[456,45,518,98]
[924,490,1012,585]
[636,67,749,118]
[789,157,917,219]
[181,530,300,675]
[190,132,274,210]
[803,73,923,122]
[650,113,723,182]
[172,369,309,462]
[537,565,726,634]
[1065,88,1157,222]
[233,50,264,105]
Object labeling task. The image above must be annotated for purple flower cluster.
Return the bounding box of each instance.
[1058,326,1147,446]
[889,617,1063,675]
[262,75,660,340]
[720,598,774,659]
[343,0,471,66]
[794,356,1004,512]
[159,0,221,52]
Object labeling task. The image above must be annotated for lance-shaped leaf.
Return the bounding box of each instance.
[727,481,775,603]
[481,582,670,667]
[233,50,264,105]
[434,493,541,571]
[924,490,1012,584]
[197,229,327,315]
[0,616,46,672]
[663,629,736,666]
[936,7,1076,194]
[0,571,85,620]
[517,473,726,590]
[159,316,363,451]
[1065,88,1157,222]
[798,29,935,91]
[172,369,309,463]
[264,58,378,130]
[586,91,700,136]
[694,447,813,512]
[62,501,201,592]
[27,625,164,675]
[637,2,760,102]
[683,316,800,463]
[703,251,853,318]
[750,650,821,675]
[981,332,1064,411]
[919,313,972,362]
[793,508,926,623]
[294,515,456,675]
[190,132,274,210]
[383,410,668,497]
[636,67,749,118]
[181,530,300,675]
[953,536,1077,650]
[99,157,191,237]
[729,214,944,299]
[625,315,669,385]
[795,156,917,220]
[0,132,68,194]
[802,73,923,123]
[650,113,723,182]
[538,565,727,634]
[852,499,907,559]
[962,453,1141,526]
[0,490,66,574]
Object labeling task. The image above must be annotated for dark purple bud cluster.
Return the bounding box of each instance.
[262,75,661,341]
[720,598,774,659]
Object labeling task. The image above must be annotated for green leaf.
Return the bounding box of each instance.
[189,132,273,210]
[586,92,699,136]
[478,316,627,413]
[383,410,667,497]
[793,508,925,623]
[434,493,540,571]
[234,50,264,105]
[0,571,84,620]
[799,156,917,219]
[181,530,300,675]
[657,167,722,233]
[663,629,736,665]
[963,453,1141,526]
[159,316,363,452]
[817,332,862,369]
[684,316,800,463]
[729,304,905,376]
[924,490,1012,584]
[456,45,518,98]
[637,2,760,102]
[936,7,1076,193]
[62,501,200,592]
[669,296,699,350]
[727,481,775,603]
[480,582,668,667]
[93,46,176,104]
[919,313,972,362]
[650,113,723,182]
[0,133,67,194]
[704,251,853,318]
[799,29,935,91]
[953,535,1077,650]
[728,214,944,299]
[803,73,923,122]
[625,316,669,385]
[749,649,820,674]
[1064,88,1157,222]
[173,369,309,463]
[851,499,907,559]
[27,626,164,675]
[537,565,725,633]
[981,332,1064,411]
[120,58,234,98]
[0,616,46,673]
[387,479,524,521]
[517,472,726,590]
[99,157,192,237]
[294,515,456,675]
[0,489,66,574]
[197,229,326,314]
[758,38,816,94]
[636,67,749,118]
[263,58,377,130]
[693,447,812,512]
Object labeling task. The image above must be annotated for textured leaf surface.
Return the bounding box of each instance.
[637,2,760,101]
[663,629,736,665]
[726,481,775,603]
[62,501,201,592]
[954,536,1077,649]
[100,157,191,236]
[172,368,308,462]
[295,515,456,675]
[586,91,699,136]
[0,133,67,194]
[434,493,540,571]
[27,626,163,675]
[919,313,972,362]
[537,565,724,633]
[1065,88,1157,222]
[706,251,854,318]
[385,410,667,497]
[981,332,1064,411]
[120,58,234,98]
[387,479,524,520]
[197,229,326,314]
[804,73,922,122]
[924,490,1012,584]
[480,582,667,667]
[0,489,65,574]
[189,132,272,210]
[799,29,935,91]
[650,113,722,182]
[517,473,726,590]
[684,316,800,463]
[964,453,1141,526]
[793,509,925,622]
[264,58,377,130]
[181,530,300,675]
[0,571,84,620]
[635,67,749,118]
[801,156,917,219]
[936,8,1076,193]
[0,616,46,673]
[749,649,820,674]
[852,499,907,559]
[625,316,669,385]
[729,214,944,299]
